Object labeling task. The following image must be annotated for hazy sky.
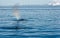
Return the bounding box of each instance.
[0,0,52,6]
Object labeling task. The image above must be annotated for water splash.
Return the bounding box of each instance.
[13,4,20,20]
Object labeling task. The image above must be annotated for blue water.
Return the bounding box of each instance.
[0,6,60,38]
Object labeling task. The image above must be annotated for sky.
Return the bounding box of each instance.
[0,0,53,6]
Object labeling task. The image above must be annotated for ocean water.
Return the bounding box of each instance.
[0,6,60,38]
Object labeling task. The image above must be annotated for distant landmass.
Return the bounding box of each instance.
[48,0,60,6]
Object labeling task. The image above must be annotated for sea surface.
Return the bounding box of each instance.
[0,6,60,38]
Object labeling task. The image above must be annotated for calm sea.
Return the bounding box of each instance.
[0,6,60,38]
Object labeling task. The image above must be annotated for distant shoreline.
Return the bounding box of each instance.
[0,5,60,7]
[0,5,60,10]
